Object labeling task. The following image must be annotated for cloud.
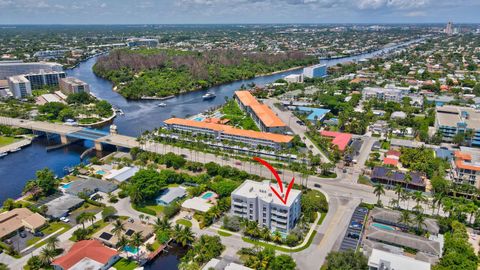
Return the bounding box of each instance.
[404,11,427,17]
[357,0,431,10]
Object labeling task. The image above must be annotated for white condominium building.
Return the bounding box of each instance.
[231,180,301,233]
[60,77,90,94]
[7,75,32,98]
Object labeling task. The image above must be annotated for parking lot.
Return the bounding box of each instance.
[339,206,368,251]
[4,230,38,253]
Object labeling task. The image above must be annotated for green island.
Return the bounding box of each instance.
[92,48,317,99]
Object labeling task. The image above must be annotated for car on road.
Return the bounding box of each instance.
[235,161,242,166]
[60,217,70,223]
[296,120,305,126]
[314,183,322,188]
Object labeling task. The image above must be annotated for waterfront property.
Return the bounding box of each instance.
[60,77,90,95]
[303,63,327,78]
[52,240,120,270]
[234,90,287,133]
[231,180,301,233]
[155,187,187,205]
[0,208,46,240]
[63,177,118,196]
[105,166,139,183]
[435,105,480,146]
[164,118,293,150]
[320,130,352,152]
[449,148,480,188]
[371,167,427,191]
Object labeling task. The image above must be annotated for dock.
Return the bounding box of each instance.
[0,138,32,154]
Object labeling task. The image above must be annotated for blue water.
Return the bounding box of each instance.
[96,170,106,175]
[124,245,139,254]
[372,223,395,231]
[201,192,214,199]
[193,117,204,122]
[62,183,72,189]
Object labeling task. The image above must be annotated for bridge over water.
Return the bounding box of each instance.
[0,117,140,151]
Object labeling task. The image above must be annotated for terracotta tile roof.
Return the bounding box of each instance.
[386,150,401,157]
[454,151,472,160]
[164,118,293,144]
[383,158,399,166]
[453,151,480,171]
[52,240,118,270]
[320,130,352,151]
[235,91,286,128]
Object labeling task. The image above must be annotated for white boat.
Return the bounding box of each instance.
[9,148,21,153]
[202,92,216,100]
[0,152,7,158]
[157,103,167,107]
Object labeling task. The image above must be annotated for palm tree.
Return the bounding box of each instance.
[209,206,222,222]
[176,226,195,247]
[116,235,129,256]
[39,246,56,265]
[272,231,282,243]
[76,213,89,229]
[154,217,171,232]
[172,224,183,241]
[83,212,97,227]
[373,183,385,205]
[399,210,411,226]
[111,219,125,239]
[404,173,412,191]
[414,212,426,233]
[130,232,144,262]
[389,198,399,209]
[394,185,404,207]
[45,235,59,251]
[412,191,426,210]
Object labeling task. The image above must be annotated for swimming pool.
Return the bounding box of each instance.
[371,223,396,231]
[124,245,139,254]
[96,170,106,175]
[62,183,72,189]
[201,192,215,200]
[193,117,204,122]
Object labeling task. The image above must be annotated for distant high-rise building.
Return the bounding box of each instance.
[0,61,63,80]
[303,63,327,78]
[7,71,66,98]
[60,77,90,95]
[126,38,159,48]
[445,22,454,35]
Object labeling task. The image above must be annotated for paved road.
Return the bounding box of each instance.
[263,98,330,163]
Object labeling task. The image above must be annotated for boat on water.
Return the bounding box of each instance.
[157,103,167,107]
[9,148,21,153]
[202,92,216,100]
[0,152,7,158]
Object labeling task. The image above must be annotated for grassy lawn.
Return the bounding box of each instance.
[218,230,232,237]
[30,222,72,248]
[176,219,192,227]
[113,258,138,270]
[317,212,327,225]
[358,175,373,186]
[0,136,19,147]
[242,230,318,253]
[132,201,164,216]
[221,99,260,131]
[69,219,110,242]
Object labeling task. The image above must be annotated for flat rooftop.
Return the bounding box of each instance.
[368,249,431,270]
[436,105,480,129]
[232,180,301,207]
[61,77,88,86]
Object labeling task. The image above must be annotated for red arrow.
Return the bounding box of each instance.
[253,157,295,205]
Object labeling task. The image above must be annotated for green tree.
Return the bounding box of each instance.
[269,254,296,270]
[373,183,385,205]
[325,250,368,270]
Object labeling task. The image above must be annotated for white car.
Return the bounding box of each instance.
[60,217,70,223]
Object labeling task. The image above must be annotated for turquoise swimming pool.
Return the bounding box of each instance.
[201,192,215,200]
[96,170,106,175]
[193,117,204,122]
[124,246,139,254]
[371,223,395,231]
[62,183,72,189]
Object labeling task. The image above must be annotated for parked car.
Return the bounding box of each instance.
[60,217,70,223]
[348,232,360,239]
[235,161,242,166]
[33,231,44,237]
[19,231,27,238]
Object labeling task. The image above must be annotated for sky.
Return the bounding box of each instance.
[0,0,479,24]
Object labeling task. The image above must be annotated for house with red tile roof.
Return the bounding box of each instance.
[383,157,399,167]
[320,130,352,151]
[52,240,119,270]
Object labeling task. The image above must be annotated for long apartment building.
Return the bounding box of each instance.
[450,148,480,188]
[234,91,287,133]
[164,118,293,149]
[435,105,480,147]
[231,180,301,233]
[0,61,63,79]
[362,87,423,107]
